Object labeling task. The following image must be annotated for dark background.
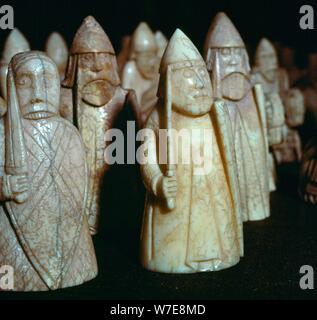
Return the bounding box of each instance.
[1,0,317,300]
[1,0,317,67]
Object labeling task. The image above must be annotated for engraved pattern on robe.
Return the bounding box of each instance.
[0,117,97,291]
[141,107,243,273]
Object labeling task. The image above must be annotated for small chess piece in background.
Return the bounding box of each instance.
[0,28,30,100]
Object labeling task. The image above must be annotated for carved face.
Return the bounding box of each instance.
[15,58,60,118]
[171,64,213,116]
[135,51,158,79]
[257,52,278,82]
[207,47,251,101]
[78,52,120,107]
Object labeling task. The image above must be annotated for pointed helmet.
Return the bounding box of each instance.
[160,28,205,74]
[45,32,68,68]
[70,16,115,55]
[130,22,157,58]
[63,16,118,88]
[255,38,277,63]
[2,28,30,63]
[204,12,245,57]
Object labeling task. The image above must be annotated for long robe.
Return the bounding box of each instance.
[224,85,270,221]
[74,86,140,234]
[140,101,243,273]
[0,115,97,291]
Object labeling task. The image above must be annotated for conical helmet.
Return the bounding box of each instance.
[130,22,157,57]
[255,38,277,64]
[204,12,245,55]
[160,28,204,74]
[45,32,68,67]
[70,16,115,55]
[2,28,30,63]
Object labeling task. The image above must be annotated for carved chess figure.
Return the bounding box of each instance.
[204,12,270,221]
[0,51,98,291]
[274,89,305,164]
[299,138,317,204]
[122,22,160,124]
[45,32,68,80]
[251,38,287,191]
[62,16,140,234]
[140,29,243,274]
[0,28,30,100]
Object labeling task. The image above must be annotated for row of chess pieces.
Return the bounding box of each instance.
[0,11,316,292]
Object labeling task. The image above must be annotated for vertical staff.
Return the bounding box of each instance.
[165,65,175,210]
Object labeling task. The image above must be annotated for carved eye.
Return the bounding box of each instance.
[183,69,194,78]
[221,48,230,56]
[234,48,241,55]
[17,75,32,88]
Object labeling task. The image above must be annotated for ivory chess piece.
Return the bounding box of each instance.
[0,51,98,291]
[122,22,160,124]
[204,12,270,221]
[62,16,140,234]
[140,29,243,274]
[251,38,287,191]
[0,28,30,100]
[45,32,68,80]
[274,89,305,164]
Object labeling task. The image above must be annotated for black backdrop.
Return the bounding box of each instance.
[1,0,317,67]
[1,0,317,300]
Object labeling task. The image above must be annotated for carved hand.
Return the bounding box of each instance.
[156,175,177,201]
[5,174,29,203]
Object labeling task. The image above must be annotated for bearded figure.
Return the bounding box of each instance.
[0,51,97,291]
[62,16,140,235]
[204,12,270,221]
[140,29,243,274]
[251,38,288,191]
[122,22,160,124]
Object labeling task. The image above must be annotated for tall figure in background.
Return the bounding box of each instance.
[62,16,140,234]
[140,29,243,273]
[45,32,68,80]
[0,51,97,291]
[204,12,270,221]
[122,22,159,124]
[0,28,30,100]
[251,38,287,191]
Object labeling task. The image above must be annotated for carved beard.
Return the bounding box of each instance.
[82,80,116,107]
[221,72,251,101]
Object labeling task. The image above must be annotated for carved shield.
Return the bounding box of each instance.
[5,116,88,290]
